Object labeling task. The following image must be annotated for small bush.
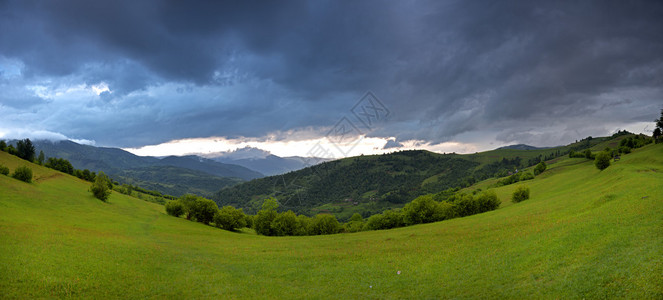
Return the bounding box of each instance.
[0,164,9,175]
[11,166,32,183]
[533,162,547,176]
[594,151,611,171]
[512,186,530,203]
[165,200,186,217]
[91,172,112,201]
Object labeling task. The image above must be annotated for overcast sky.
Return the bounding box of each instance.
[1,0,661,157]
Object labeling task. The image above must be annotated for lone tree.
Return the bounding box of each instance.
[16,139,35,162]
[512,186,530,203]
[655,108,663,143]
[594,151,611,171]
[91,171,112,201]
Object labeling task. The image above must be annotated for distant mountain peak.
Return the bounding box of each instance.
[202,146,272,160]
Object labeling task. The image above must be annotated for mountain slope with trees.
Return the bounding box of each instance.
[214,132,644,219]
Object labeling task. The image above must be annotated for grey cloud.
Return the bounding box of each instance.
[1,0,662,148]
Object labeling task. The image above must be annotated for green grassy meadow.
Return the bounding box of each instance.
[1,144,662,298]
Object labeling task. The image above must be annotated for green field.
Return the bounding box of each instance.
[1,144,662,298]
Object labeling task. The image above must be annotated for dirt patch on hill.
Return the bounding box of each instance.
[35,173,64,182]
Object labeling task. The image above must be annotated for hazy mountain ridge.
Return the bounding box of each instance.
[31,140,261,196]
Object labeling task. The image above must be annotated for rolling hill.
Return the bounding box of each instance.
[1,139,661,298]
[214,134,635,218]
[31,140,263,196]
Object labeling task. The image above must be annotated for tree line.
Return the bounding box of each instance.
[166,186,504,236]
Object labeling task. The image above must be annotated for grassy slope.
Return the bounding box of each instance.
[1,144,662,298]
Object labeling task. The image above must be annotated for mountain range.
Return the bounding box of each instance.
[29,140,331,197]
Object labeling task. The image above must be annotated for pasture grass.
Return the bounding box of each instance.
[1,144,662,298]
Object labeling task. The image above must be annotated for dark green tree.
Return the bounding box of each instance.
[594,151,611,171]
[37,151,45,165]
[254,197,279,236]
[165,200,186,217]
[213,205,247,231]
[15,139,35,162]
[271,210,298,236]
[189,198,218,225]
[309,214,340,235]
[0,140,6,151]
[91,171,112,201]
[655,108,663,143]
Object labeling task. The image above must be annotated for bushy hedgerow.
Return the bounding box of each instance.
[512,186,530,203]
[365,209,404,230]
[11,166,32,183]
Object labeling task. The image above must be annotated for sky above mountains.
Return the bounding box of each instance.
[1,1,661,158]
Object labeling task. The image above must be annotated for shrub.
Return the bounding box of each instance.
[91,171,112,201]
[254,209,278,236]
[271,210,298,236]
[214,206,247,231]
[295,215,311,236]
[594,151,611,171]
[165,200,186,217]
[0,164,9,175]
[618,146,631,154]
[435,201,456,220]
[512,186,530,203]
[403,195,441,225]
[583,149,594,159]
[189,198,218,225]
[519,172,534,181]
[309,214,340,235]
[343,220,365,233]
[11,166,32,183]
[365,209,404,230]
[453,193,479,217]
[533,162,547,176]
[474,190,501,212]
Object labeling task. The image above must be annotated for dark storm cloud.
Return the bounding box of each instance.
[1,0,662,147]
